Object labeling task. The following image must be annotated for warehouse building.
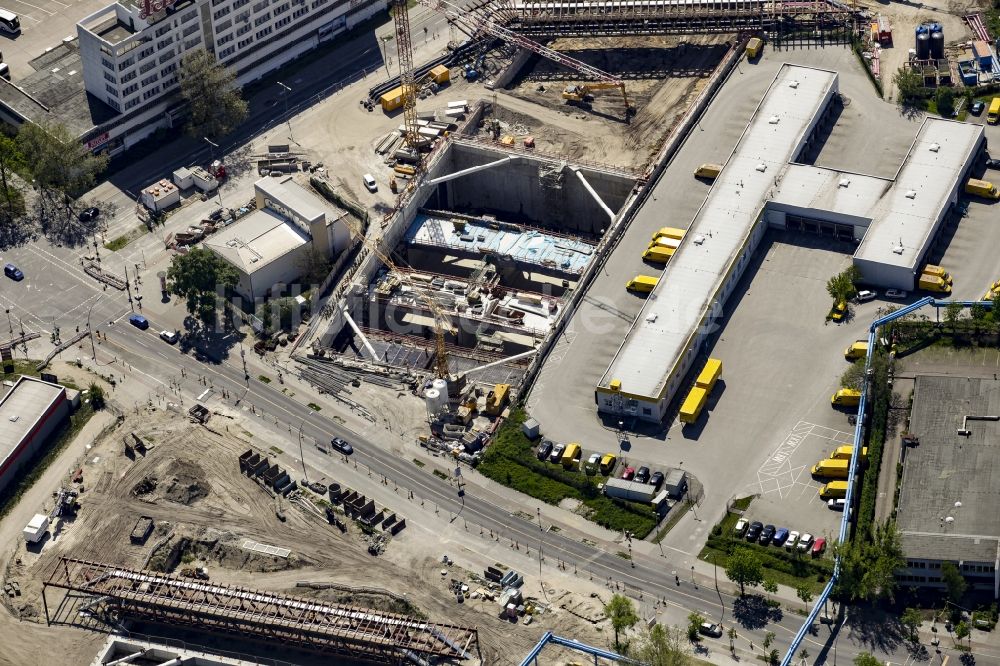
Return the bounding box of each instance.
[896,375,1000,598]
[595,63,984,423]
[205,176,351,302]
[0,376,71,496]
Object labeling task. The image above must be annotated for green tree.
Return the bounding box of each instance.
[840,358,866,391]
[763,575,778,602]
[854,652,882,666]
[945,302,963,330]
[88,382,106,410]
[635,624,687,666]
[166,247,239,325]
[835,520,905,603]
[992,290,1000,322]
[936,87,955,118]
[901,607,922,641]
[0,135,24,221]
[15,122,108,197]
[604,594,639,652]
[798,648,810,665]
[940,561,968,603]
[687,612,705,642]
[796,583,814,604]
[971,302,988,322]
[763,631,775,650]
[893,67,925,104]
[826,266,862,303]
[954,620,970,648]
[725,547,764,595]
[179,50,248,139]
[768,649,780,665]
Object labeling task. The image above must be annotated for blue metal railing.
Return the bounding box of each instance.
[780,296,986,665]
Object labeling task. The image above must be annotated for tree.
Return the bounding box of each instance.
[854,652,882,666]
[798,648,810,665]
[604,594,639,652]
[180,50,248,139]
[901,607,922,641]
[15,122,108,196]
[796,583,814,604]
[893,67,925,104]
[635,624,687,666]
[166,247,239,325]
[0,135,24,221]
[767,649,780,665]
[940,562,968,603]
[826,266,862,303]
[725,547,764,595]
[763,631,775,650]
[936,87,955,118]
[687,612,705,642]
[954,620,970,648]
[970,302,987,323]
[835,520,905,603]
[840,358,866,391]
[88,382,106,410]
[992,291,1000,323]
[945,302,963,330]
[763,575,778,602]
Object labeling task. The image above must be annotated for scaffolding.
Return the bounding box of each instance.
[43,558,479,665]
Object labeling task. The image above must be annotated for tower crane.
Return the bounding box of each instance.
[417,0,634,117]
[391,0,422,149]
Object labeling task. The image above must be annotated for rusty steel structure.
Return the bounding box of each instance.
[43,558,479,665]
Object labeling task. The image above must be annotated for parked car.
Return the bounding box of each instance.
[785,530,800,550]
[635,466,650,483]
[363,173,378,192]
[330,437,354,455]
[649,471,665,490]
[3,263,23,281]
[772,527,789,546]
[586,453,601,470]
[811,537,827,557]
[971,100,986,116]
[855,289,876,303]
[759,524,775,545]
[698,623,723,638]
[599,453,617,475]
[828,299,847,322]
[733,518,749,536]
[78,207,100,222]
[987,158,1000,170]
[621,467,635,480]
[128,314,149,330]
[159,330,178,344]
[549,443,566,463]
[537,441,553,461]
[828,498,846,511]
[746,521,763,541]
[885,289,907,299]
[797,533,814,552]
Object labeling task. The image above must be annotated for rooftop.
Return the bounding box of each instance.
[597,64,838,400]
[255,176,330,224]
[771,164,890,222]
[855,118,983,271]
[205,209,310,274]
[897,375,1000,562]
[0,376,66,474]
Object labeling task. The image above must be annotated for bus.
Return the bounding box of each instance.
[0,9,19,34]
[988,97,1000,125]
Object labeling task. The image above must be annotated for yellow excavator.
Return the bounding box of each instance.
[563,82,628,104]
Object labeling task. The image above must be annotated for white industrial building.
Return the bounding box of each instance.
[596,64,984,423]
[0,376,70,496]
[205,176,351,301]
[63,0,384,154]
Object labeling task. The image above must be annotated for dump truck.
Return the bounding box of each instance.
[642,246,673,264]
[831,388,861,407]
[652,227,686,242]
[918,274,952,294]
[626,275,659,293]
[844,341,868,360]
[831,445,868,461]
[561,443,582,469]
[966,178,1000,200]
[819,480,849,499]
[696,358,722,392]
[746,37,763,59]
[679,386,708,424]
[811,458,850,479]
[989,97,1000,125]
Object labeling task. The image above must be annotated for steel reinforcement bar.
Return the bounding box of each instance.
[44,557,478,664]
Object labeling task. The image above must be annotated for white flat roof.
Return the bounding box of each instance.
[772,165,890,220]
[255,176,328,224]
[0,376,65,473]
[204,209,310,274]
[855,118,983,271]
[598,64,838,400]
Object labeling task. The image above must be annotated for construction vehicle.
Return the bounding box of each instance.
[180,567,209,580]
[562,82,628,106]
[811,458,850,479]
[819,480,849,500]
[626,275,658,293]
[965,178,1000,199]
[485,383,510,415]
[831,388,861,407]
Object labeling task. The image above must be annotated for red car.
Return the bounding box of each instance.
[811,537,827,557]
[621,467,635,480]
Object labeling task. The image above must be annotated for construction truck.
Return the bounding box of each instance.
[562,83,626,105]
[485,383,510,416]
[180,567,209,580]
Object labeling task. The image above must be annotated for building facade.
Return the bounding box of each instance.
[0,376,70,496]
[75,0,383,154]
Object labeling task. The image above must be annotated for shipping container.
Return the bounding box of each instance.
[679,386,708,424]
[429,64,450,84]
[746,37,763,58]
[603,477,659,503]
[695,358,722,392]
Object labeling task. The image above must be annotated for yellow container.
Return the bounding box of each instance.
[429,64,450,84]
[695,358,722,392]
[679,386,707,424]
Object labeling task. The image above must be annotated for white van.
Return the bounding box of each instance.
[855,289,876,303]
[0,9,20,34]
[362,174,377,192]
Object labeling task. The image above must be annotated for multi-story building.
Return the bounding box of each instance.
[0,0,383,155]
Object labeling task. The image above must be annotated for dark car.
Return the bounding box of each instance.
[78,207,100,222]
[537,440,553,461]
[987,158,1000,170]
[330,437,354,455]
[759,524,776,545]
[745,521,763,542]
[128,313,149,330]
[971,101,986,116]
[4,263,23,281]
[649,471,664,490]
[635,466,650,484]
[772,527,789,546]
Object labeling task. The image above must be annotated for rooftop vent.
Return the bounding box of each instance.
[645,313,658,323]
[905,190,917,199]
[8,415,19,423]
[788,80,800,89]
[929,143,940,152]
[892,244,904,255]
[755,163,767,173]
[839,178,851,188]
[693,235,706,245]
[768,115,780,125]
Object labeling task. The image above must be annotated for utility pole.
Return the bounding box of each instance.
[298,417,308,485]
[277,81,293,141]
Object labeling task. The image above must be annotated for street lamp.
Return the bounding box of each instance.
[203,137,218,161]
[298,417,308,485]
[276,81,292,140]
[87,296,103,361]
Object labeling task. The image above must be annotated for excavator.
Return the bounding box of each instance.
[562,82,633,116]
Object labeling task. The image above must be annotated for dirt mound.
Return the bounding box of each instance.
[131,476,157,497]
[160,459,210,505]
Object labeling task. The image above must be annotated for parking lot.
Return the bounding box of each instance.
[0,0,114,79]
